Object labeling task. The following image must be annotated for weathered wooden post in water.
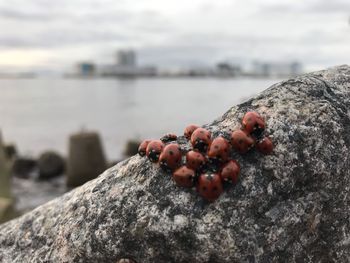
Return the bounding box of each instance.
[1,66,350,262]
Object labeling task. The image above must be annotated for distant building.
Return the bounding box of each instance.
[99,49,157,77]
[181,67,214,77]
[77,62,96,76]
[216,62,241,77]
[99,64,157,77]
[252,61,302,77]
[116,50,136,67]
[290,62,302,76]
[74,49,157,78]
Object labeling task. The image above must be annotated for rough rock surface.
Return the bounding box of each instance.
[1,65,350,263]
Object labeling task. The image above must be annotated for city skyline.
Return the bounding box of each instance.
[75,49,303,78]
[0,0,349,74]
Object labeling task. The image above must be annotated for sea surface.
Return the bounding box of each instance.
[0,77,281,160]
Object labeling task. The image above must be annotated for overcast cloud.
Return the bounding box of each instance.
[0,0,349,73]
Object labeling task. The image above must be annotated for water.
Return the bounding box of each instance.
[0,77,281,160]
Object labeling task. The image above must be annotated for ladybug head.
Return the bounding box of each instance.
[204,173,215,181]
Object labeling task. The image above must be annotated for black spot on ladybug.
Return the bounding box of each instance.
[169,150,174,155]
[251,127,264,139]
[214,145,219,149]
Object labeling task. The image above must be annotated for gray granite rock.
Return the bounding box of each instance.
[1,65,350,263]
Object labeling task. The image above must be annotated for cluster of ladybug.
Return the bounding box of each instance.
[138,111,273,202]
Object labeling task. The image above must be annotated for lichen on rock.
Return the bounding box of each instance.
[1,65,350,262]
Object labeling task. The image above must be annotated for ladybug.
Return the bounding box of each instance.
[138,139,150,157]
[207,136,231,164]
[190,128,211,152]
[220,160,240,184]
[160,133,178,143]
[146,140,165,163]
[184,124,199,140]
[186,150,206,171]
[159,143,182,171]
[230,130,255,154]
[242,111,266,139]
[197,173,223,202]
[172,166,195,188]
[256,137,274,155]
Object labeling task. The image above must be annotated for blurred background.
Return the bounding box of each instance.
[0,0,349,222]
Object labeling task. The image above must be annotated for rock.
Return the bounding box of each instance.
[11,157,37,179]
[108,160,122,168]
[66,131,107,187]
[38,151,65,179]
[1,65,350,262]
[0,150,12,201]
[0,130,3,148]
[0,133,12,199]
[123,139,141,157]
[0,133,19,223]
[4,144,17,160]
[0,198,19,224]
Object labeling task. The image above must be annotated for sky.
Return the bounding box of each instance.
[0,0,349,73]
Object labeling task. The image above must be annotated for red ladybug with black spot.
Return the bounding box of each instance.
[190,128,212,152]
[184,124,199,140]
[230,130,255,154]
[220,160,240,184]
[159,143,182,171]
[146,140,165,163]
[242,111,266,138]
[138,139,151,157]
[197,173,223,202]
[256,137,274,155]
[207,136,231,164]
[172,166,195,188]
[186,150,206,171]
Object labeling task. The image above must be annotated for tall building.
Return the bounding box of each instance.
[116,50,136,67]
[98,49,156,77]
